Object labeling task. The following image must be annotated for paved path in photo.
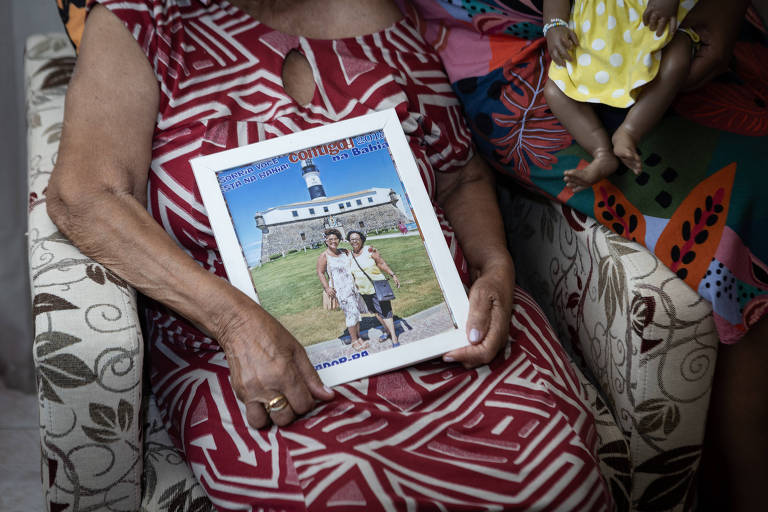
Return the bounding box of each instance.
[304,302,455,364]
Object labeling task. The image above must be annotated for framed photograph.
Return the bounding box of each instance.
[191,108,469,387]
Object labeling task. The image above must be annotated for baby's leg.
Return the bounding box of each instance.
[613,32,693,174]
[544,79,617,193]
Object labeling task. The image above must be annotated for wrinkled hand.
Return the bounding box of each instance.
[644,0,678,36]
[546,26,579,67]
[443,257,516,368]
[218,299,334,428]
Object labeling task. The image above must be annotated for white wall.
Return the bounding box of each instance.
[0,0,64,391]
[262,190,390,224]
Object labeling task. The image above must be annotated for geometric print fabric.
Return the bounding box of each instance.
[150,288,611,510]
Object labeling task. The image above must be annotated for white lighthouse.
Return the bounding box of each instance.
[301,159,326,200]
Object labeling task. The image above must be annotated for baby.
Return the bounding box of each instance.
[543,0,699,192]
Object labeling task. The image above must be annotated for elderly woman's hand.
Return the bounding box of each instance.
[443,256,516,368]
[217,294,334,428]
[435,155,517,368]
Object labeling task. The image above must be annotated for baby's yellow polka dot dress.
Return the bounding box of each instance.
[548,0,697,108]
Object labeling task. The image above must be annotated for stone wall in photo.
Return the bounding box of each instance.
[260,203,407,262]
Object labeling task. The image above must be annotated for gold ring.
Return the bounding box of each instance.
[265,394,288,414]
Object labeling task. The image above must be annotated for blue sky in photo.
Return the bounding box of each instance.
[217,131,413,266]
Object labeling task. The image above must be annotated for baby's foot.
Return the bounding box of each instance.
[563,149,618,193]
[612,127,642,175]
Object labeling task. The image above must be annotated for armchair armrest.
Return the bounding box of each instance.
[500,185,718,511]
[26,33,144,512]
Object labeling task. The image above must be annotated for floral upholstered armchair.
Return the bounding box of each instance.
[498,184,718,512]
[26,33,213,512]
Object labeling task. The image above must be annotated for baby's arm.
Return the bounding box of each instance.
[543,0,579,66]
[644,0,679,36]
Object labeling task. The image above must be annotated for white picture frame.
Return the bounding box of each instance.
[191,108,469,387]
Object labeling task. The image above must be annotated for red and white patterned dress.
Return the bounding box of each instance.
[84,0,611,509]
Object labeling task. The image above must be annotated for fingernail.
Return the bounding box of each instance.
[469,328,482,343]
[443,355,455,362]
[324,386,333,394]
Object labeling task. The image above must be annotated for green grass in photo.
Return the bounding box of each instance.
[250,235,445,345]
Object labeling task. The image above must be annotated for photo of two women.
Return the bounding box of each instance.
[317,228,401,352]
[218,132,456,365]
[249,219,455,367]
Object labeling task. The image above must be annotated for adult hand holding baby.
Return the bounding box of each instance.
[682,0,750,90]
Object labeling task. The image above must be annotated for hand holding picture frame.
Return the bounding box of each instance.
[191,108,469,387]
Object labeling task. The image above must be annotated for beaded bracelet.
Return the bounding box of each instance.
[543,18,568,36]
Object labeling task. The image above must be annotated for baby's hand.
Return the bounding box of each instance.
[643,0,678,37]
[546,26,579,67]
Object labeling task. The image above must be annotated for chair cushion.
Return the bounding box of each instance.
[142,397,212,511]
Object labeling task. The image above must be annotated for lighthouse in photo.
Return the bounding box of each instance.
[246,135,411,262]
[301,159,326,200]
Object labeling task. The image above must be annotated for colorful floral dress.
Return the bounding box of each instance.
[58,1,611,510]
[411,0,768,343]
